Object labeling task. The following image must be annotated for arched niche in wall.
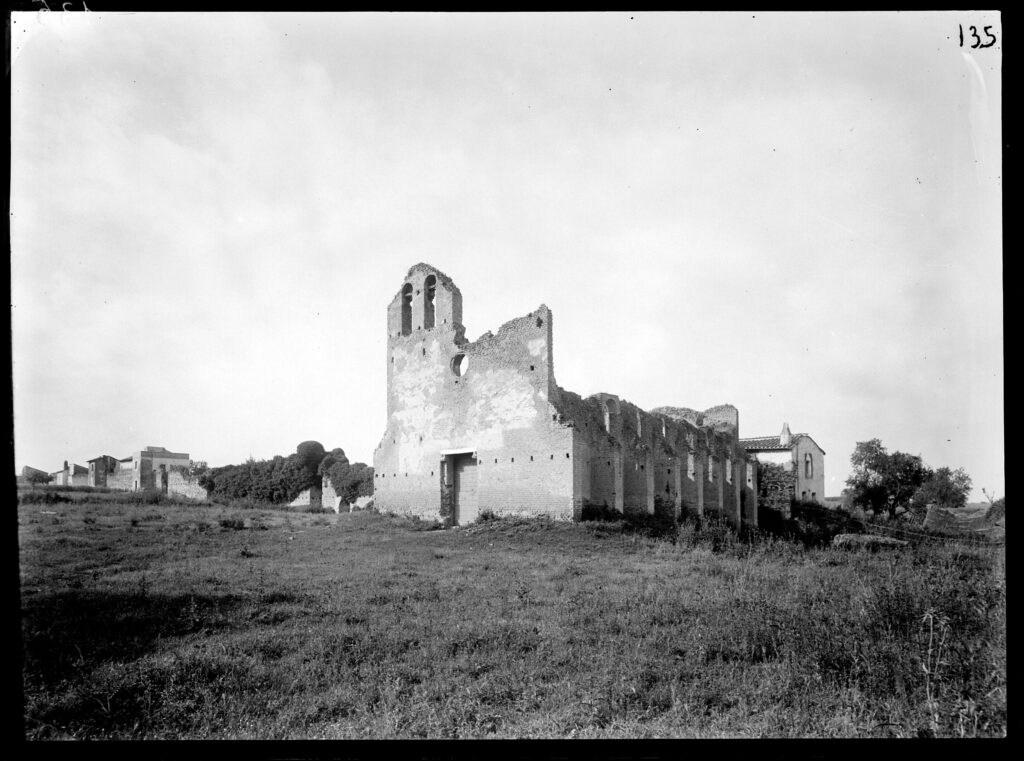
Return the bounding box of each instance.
[424,275,436,329]
[401,283,413,336]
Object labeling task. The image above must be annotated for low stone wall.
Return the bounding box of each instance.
[322,477,342,512]
[167,471,208,501]
[289,485,323,509]
[108,470,134,491]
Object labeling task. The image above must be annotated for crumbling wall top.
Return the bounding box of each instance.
[701,404,739,435]
[394,262,462,302]
[651,406,703,427]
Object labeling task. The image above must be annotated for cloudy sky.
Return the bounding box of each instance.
[12,11,1002,499]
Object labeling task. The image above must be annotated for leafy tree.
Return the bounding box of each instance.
[846,439,932,519]
[337,463,374,506]
[885,451,931,514]
[318,448,349,478]
[291,441,327,495]
[200,442,371,505]
[296,441,326,474]
[23,469,53,487]
[321,450,374,506]
[910,466,972,514]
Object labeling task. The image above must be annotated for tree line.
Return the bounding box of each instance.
[844,438,979,519]
[754,437,991,522]
[196,441,373,506]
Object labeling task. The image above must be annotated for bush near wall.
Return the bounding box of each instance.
[757,462,797,515]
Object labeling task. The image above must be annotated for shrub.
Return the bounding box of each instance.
[21,484,113,494]
[219,517,246,531]
[623,509,677,539]
[18,491,72,505]
[388,514,445,531]
[581,500,677,539]
[580,501,620,522]
[758,502,861,547]
[676,515,737,552]
[225,497,279,511]
[301,505,334,514]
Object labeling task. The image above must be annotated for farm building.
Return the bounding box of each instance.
[740,424,826,504]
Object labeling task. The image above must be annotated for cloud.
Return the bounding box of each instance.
[11,12,1002,500]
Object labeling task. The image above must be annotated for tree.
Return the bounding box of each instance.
[296,441,326,473]
[321,453,374,507]
[846,439,931,520]
[317,448,349,478]
[200,442,369,505]
[336,462,374,506]
[23,468,52,487]
[886,451,931,514]
[847,439,890,516]
[911,466,972,513]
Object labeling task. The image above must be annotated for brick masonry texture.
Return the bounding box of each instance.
[374,264,759,528]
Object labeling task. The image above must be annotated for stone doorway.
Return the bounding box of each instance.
[452,453,479,526]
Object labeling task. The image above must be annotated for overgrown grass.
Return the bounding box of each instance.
[19,501,1004,739]
[18,491,75,505]
[18,488,214,508]
[18,484,117,494]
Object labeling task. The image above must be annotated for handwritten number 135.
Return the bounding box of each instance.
[960,25,997,48]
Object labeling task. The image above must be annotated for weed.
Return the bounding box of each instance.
[225,497,279,511]
[920,607,951,734]
[19,491,72,505]
[18,504,1005,739]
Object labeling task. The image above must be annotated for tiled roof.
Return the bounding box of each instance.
[740,434,809,451]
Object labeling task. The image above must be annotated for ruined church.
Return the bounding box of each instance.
[373,263,759,528]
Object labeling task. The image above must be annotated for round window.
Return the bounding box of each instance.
[450,353,469,377]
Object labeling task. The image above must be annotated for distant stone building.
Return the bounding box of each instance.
[87,446,207,499]
[131,446,191,492]
[87,455,120,487]
[50,461,88,487]
[373,263,757,527]
[740,423,825,504]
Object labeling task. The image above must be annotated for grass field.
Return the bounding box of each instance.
[18,495,1006,739]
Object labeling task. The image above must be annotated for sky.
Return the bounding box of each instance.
[11,11,1003,499]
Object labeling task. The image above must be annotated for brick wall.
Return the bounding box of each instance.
[375,263,575,524]
[375,264,758,529]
